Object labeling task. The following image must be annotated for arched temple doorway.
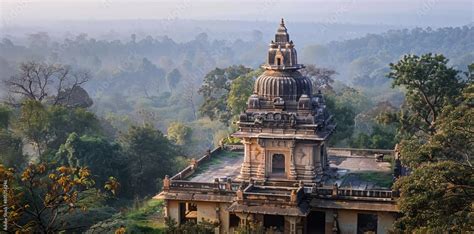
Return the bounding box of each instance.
[272,154,285,175]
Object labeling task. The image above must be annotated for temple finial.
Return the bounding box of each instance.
[281,18,285,26]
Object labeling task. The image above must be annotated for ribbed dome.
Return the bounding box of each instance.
[254,70,312,101]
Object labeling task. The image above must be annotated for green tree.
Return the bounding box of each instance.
[198,65,252,124]
[0,105,26,169]
[4,61,91,106]
[300,64,336,93]
[16,100,50,155]
[166,68,182,90]
[16,100,100,156]
[0,130,25,170]
[0,105,10,129]
[167,121,192,145]
[325,95,355,146]
[387,57,473,232]
[0,163,108,232]
[394,161,473,232]
[387,53,464,135]
[227,69,261,117]
[120,124,179,196]
[54,133,126,194]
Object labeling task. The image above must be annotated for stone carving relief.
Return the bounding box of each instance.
[296,148,308,165]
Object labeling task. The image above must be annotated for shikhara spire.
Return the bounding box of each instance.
[263,19,302,71]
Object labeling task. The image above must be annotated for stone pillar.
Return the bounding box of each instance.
[285,216,300,234]
[288,141,297,180]
[256,139,266,180]
[163,175,170,191]
[163,200,169,218]
[236,213,250,227]
[239,138,252,180]
[314,144,324,176]
[332,183,338,198]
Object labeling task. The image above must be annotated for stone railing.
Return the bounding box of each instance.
[164,179,397,202]
[311,185,397,201]
[237,183,306,206]
[328,148,394,158]
[164,177,244,194]
[170,146,227,180]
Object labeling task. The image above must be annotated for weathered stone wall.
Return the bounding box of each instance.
[167,201,180,224]
[334,210,396,234]
[196,202,218,222]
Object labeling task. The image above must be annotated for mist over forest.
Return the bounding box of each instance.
[1,2,473,230]
[1,20,472,154]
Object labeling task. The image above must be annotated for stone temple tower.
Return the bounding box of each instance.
[233,19,335,183]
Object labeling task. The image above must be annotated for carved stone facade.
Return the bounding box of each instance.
[159,19,399,234]
[237,138,329,182]
[233,18,334,183]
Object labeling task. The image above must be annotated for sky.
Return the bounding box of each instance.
[0,0,473,27]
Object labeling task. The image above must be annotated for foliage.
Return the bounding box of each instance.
[326,86,374,147]
[0,129,25,169]
[227,69,261,117]
[300,64,336,93]
[54,133,125,194]
[164,218,217,234]
[1,163,98,232]
[198,65,252,124]
[120,124,180,197]
[87,199,165,233]
[16,100,100,156]
[387,53,464,135]
[234,220,265,234]
[325,94,355,146]
[0,105,10,129]
[166,68,182,90]
[350,124,396,149]
[167,121,192,146]
[394,161,473,232]
[387,56,473,232]
[4,61,92,107]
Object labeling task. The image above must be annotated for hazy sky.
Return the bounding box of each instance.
[1,0,473,27]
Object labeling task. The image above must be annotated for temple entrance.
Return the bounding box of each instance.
[264,215,285,233]
[229,214,240,228]
[357,213,378,234]
[272,154,285,175]
[178,202,197,224]
[306,211,325,234]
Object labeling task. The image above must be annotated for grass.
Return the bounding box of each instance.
[88,198,166,233]
[125,199,166,233]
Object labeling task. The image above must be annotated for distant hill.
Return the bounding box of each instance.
[301,26,474,87]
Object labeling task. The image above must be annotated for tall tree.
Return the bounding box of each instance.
[387,56,473,232]
[16,100,100,156]
[54,133,126,194]
[227,69,261,117]
[198,65,252,124]
[120,124,179,196]
[166,68,182,91]
[167,121,192,146]
[300,64,336,93]
[0,163,112,232]
[4,61,92,107]
[387,53,464,135]
[0,105,25,169]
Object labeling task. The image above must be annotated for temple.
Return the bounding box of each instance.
[157,19,399,233]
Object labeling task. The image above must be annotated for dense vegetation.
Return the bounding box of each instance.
[380,54,473,232]
[0,24,472,232]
